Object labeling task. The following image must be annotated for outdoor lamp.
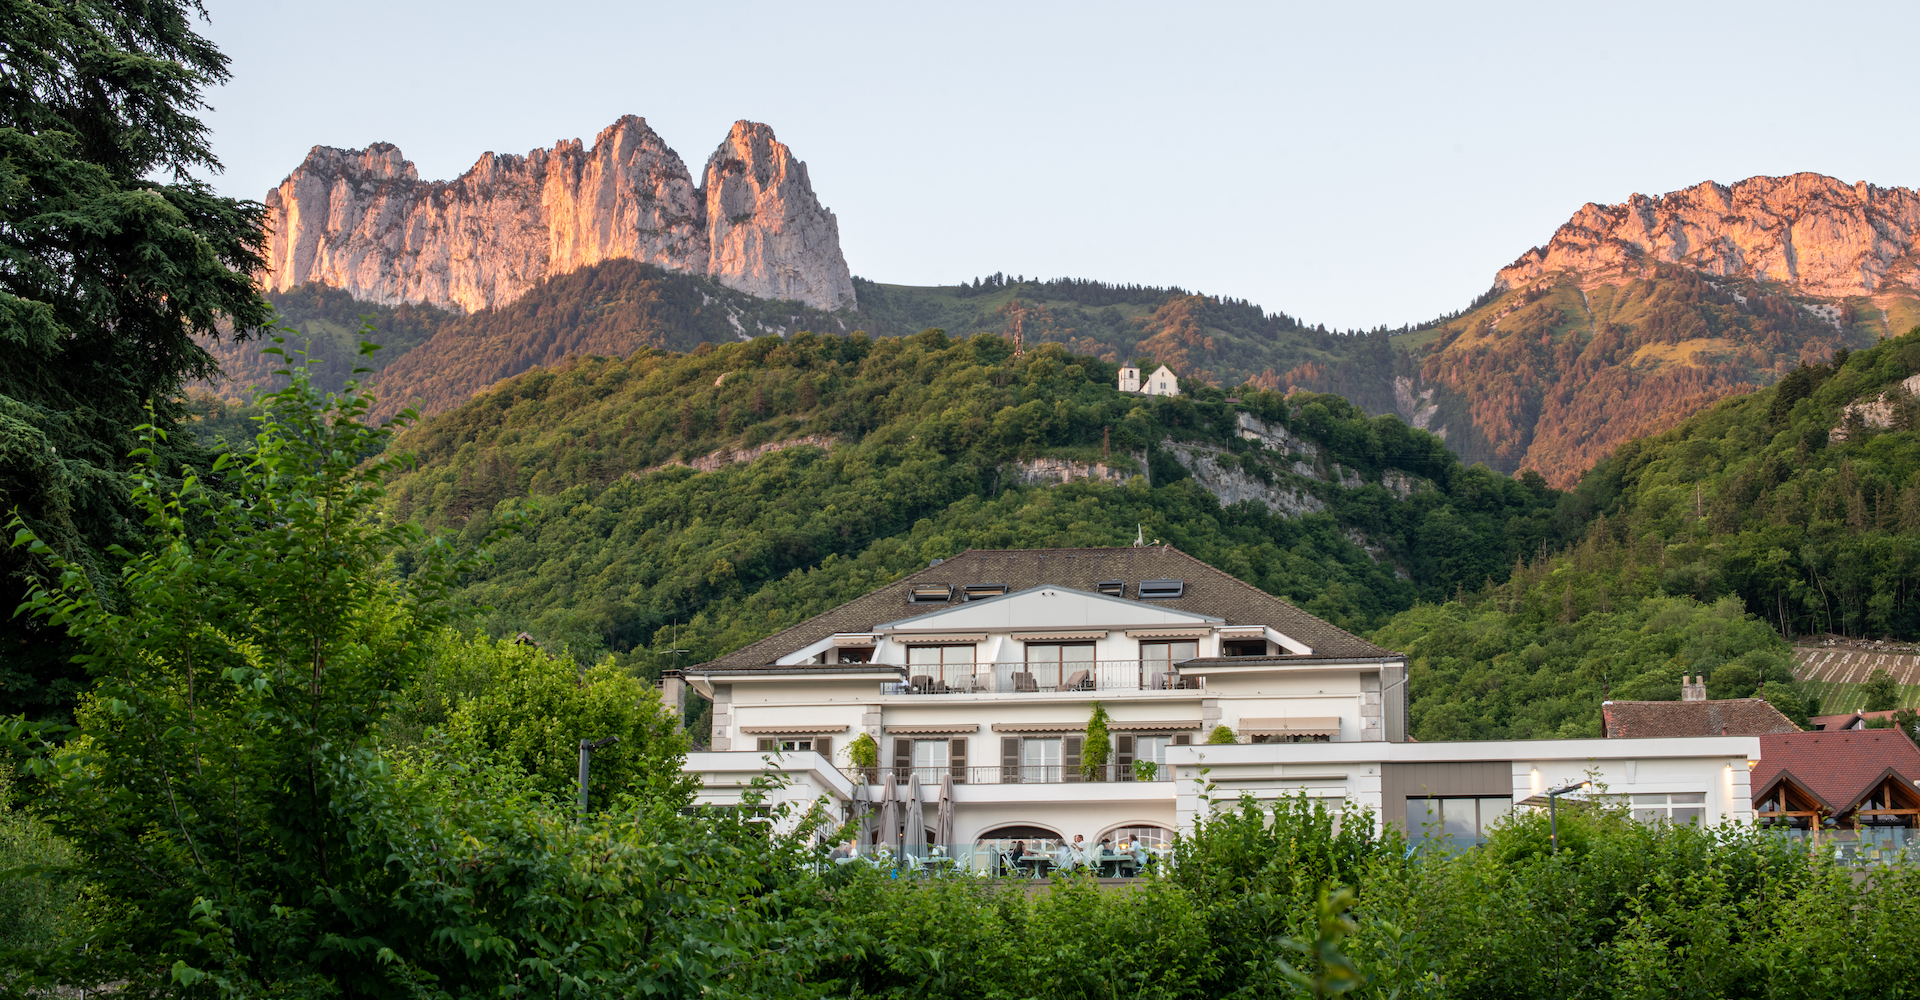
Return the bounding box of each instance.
[1547,781,1589,855]
[579,736,620,815]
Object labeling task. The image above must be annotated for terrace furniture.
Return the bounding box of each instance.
[1012,672,1039,693]
[910,674,933,693]
[1064,669,1092,691]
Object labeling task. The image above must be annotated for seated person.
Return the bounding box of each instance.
[829,838,857,863]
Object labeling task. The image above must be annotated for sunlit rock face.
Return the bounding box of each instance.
[1497,173,1920,296]
[261,115,855,312]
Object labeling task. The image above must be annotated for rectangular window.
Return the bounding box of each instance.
[906,644,974,689]
[1409,796,1512,850]
[1140,640,1199,664]
[1632,792,1707,824]
[1135,735,1173,765]
[1026,642,1096,691]
[1022,737,1062,783]
[911,739,950,783]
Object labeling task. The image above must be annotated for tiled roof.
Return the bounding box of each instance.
[1601,699,1800,739]
[1809,709,1902,731]
[697,546,1395,671]
[1751,729,1920,812]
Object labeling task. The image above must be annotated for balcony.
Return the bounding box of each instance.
[879,661,1202,695]
[852,764,1177,784]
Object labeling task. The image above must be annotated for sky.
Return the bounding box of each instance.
[196,0,1920,331]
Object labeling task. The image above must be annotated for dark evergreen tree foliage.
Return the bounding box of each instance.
[0,0,272,719]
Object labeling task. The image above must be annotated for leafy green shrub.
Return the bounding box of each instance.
[1205,724,1238,744]
[1082,702,1111,780]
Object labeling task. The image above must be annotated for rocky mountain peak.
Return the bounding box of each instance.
[1496,172,1920,297]
[260,115,854,312]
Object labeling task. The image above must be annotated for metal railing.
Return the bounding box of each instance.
[851,763,1177,785]
[880,660,1201,695]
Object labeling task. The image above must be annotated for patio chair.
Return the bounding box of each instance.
[910,674,933,693]
[1012,671,1039,693]
[1064,669,1092,691]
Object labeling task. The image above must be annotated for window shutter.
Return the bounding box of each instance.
[1174,733,1191,745]
[1064,735,1083,783]
[1115,735,1135,782]
[893,738,912,780]
[757,738,776,752]
[950,737,968,784]
[1001,737,1020,783]
[814,736,831,762]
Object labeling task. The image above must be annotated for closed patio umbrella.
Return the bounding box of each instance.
[877,770,899,856]
[853,791,875,850]
[903,772,925,858]
[934,772,955,847]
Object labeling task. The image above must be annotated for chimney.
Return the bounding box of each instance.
[658,669,687,727]
[1681,675,1708,702]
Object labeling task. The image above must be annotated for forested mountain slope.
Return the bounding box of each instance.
[380,331,1577,671]
[1367,325,1920,742]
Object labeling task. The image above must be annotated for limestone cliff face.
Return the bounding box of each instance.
[261,116,855,312]
[1497,173,1920,296]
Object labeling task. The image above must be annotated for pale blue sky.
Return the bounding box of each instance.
[198,0,1920,330]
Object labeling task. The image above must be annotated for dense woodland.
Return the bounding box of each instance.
[372,330,1578,687]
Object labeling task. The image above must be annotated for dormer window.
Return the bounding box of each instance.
[1139,579,1184,599]
[962,583,1008,601]
[1096,579,1126,597]
[909,584,953,604]
[1223,639,1267,657]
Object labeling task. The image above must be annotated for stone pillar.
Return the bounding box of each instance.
[1360,672,1384,742]
[709,684,733,751]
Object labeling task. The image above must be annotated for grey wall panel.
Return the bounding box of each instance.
[1380,761,1512,830]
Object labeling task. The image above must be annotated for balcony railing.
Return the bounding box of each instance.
[851,763,1177,785]
[879,660,1201,695]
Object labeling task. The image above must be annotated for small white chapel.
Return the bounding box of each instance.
[1119,363,1180,397]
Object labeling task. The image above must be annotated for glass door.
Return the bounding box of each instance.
[1139,640,1198,688]
[1022,737,1062,783]
[1025,642,1095,691]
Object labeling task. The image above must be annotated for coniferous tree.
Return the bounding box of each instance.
[1,0,273,718]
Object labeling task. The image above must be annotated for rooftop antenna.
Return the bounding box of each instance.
[663,619,689,672]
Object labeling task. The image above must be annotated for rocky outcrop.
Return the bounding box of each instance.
[1012,454,1145,487]
[1162,441,1327,517]
[1832,374,1920,441]
[262,116,855,313]
[1496,173,1920,296]
[635,434,838,477]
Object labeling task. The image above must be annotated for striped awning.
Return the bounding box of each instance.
[1125,627,1212,639]
[1012,630,1108,641]
[895,633,987,645]
[1238,717,1340,735]
[737,724,850,735]
[990,722,1084,733]
[1107,720,1204,731]
[883,724,981,735]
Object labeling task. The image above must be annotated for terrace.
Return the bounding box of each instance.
[877,660,1204,695]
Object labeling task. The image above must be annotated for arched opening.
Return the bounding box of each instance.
[974,824,1063,878]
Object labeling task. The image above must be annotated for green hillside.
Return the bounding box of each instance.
[1368,324,1920,740]
[380,330,1576,678]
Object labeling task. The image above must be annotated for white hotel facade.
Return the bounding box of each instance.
[678,547,1757,855]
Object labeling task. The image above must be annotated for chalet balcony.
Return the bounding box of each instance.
[877,661,1202,695]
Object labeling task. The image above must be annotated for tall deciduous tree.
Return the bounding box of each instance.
[1,0,273,718]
